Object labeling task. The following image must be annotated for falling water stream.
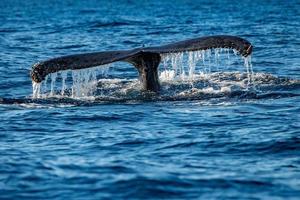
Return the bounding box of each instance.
[32,49,255,100]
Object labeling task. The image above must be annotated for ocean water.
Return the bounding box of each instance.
[0,0,300,199]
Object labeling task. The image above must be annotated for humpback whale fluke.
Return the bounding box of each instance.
[31,35,253,92]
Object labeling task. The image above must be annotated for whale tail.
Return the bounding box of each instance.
[30,35,253,92]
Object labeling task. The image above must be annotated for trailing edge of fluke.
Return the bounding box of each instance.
[31,35,253,92]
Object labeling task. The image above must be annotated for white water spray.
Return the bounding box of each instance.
[32,64,111,99]
[60,71,68,96]
[32,82,41,99]
[31,49,254,98]
[159,48,255,94]
[244,55,254,86]
[50,73,57,96]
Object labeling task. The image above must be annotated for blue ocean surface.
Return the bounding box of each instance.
[0,0,300,199]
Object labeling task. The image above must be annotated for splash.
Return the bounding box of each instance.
[22,71,300,106]
[61,71,68,96]
[244,55,254,86]
[159,48,253,84]
[49,72,57,96]
[32,82,41,99]
[32,64,111,98]
[161,52,185,79]
[32,49,254,99]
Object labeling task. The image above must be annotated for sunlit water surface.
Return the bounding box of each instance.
[0,0,300,199]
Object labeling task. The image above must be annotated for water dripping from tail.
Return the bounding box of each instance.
[158,48,257,97]
[31,64,111,99]
[159,48,254,81]
[61,71,67,96]
[244,55,255,87]
[32,82,41,99]
[50,72,57,96]
[31,49,255,100]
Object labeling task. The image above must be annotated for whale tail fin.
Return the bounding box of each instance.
[31,35,253,92]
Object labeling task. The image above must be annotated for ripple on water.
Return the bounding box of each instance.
[1,0,300,199]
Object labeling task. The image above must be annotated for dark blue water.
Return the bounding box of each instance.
[1,0,300,199]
